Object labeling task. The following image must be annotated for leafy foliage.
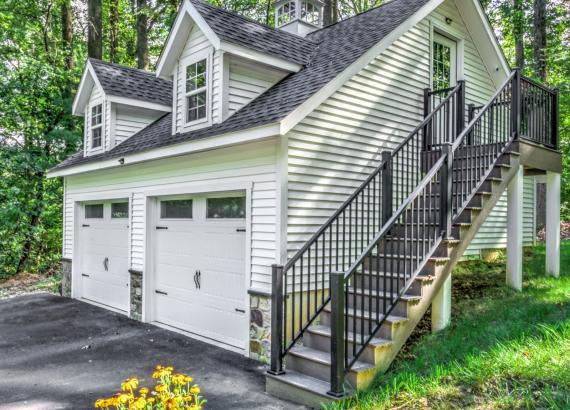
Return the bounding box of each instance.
[0,0,568,278]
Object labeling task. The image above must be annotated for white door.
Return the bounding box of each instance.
[433,32,457,91]
[152,194,248,350]
[79,201,130,312]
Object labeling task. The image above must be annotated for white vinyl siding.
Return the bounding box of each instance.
[114,106,162,147]
[285,0,529,257]
[227,58,288,117]
[174,25,219,134]
[62,139,278,292]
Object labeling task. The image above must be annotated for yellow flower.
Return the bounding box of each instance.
[172,373,186,385]
[190,385,201,395]
[139,387,149,396]
[182,395,193,402]
[155,383,168,393]
[118,393,131,404]
[184,375,194,384]
[129,397,147,410]
[121,378,139,392]
[94,399,106,408]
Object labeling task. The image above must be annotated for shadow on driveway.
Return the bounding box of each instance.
[0,294,303,410]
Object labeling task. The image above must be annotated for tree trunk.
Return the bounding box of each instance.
[88,0,102,59]
[265,0,271,26]
[60,0,73,70]
[533,0,547,81]
[16,173,44,274]
[513,0,524,69]
[323,0,338,26]
[110,0,119,63]
[136,0,149,70]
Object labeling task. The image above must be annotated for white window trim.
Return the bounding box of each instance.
[277,2,297,26]
[181,49,213,129]
[89,101,105,154]
[429,19,466,88]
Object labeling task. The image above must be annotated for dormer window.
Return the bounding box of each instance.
[277,2,296,26]
[301,2,319,25]
[185,58,208,124]
[91,104,103,149]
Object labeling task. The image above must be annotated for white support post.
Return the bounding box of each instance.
[546,172,561,278]
[507,165,524,291]
[432,274,451,332]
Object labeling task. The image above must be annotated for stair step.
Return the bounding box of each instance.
[347,287,421,302]
[289,346,374,372]
[322,303,407,324]
[287,346,376,387]
[307,324,392,349]
[266,370,344,408]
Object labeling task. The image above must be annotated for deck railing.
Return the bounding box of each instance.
[269,82,465,376]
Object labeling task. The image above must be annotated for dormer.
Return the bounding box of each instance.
[156,0,317,135]
[275,0,324,37]
[73,59,172,157]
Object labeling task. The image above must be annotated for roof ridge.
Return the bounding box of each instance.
[88,58,165,79]
[190,0,318,45]
[307,0,399,37]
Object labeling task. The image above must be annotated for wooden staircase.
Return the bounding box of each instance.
[266,71,558,408]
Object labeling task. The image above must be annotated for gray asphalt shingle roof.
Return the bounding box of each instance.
[90,59,172,106]
[54,0,431,172]
[189,0,317,66]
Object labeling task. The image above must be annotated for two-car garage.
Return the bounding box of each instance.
[76,192,249,352]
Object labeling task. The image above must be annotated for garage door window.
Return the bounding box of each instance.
[111,202,129,219]
[160,199,193,219]
[85,204,104,219]
[207,197,246,219]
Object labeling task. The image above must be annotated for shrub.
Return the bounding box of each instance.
[537,221,570,241]
[94,365,206,410]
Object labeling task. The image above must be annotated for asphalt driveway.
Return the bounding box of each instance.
[0,294,303,410]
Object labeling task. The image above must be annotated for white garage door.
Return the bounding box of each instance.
[153,194,248,350]
[79,201,130,312]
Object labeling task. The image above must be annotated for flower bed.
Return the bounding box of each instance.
[94,365,206,409]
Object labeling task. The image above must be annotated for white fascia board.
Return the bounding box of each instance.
[279,0,445,135]
[72,61,104,116]
[456,0,510,86]
[220,41,302,73]
[47,123,280,178]
[156,0,221,78]
[106,96,172,112]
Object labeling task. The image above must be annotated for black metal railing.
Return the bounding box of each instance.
[423,81,465,151]
[327,69,559,396]
[520,76,559,149]
[270,69,559,397]
[269,82,465,375]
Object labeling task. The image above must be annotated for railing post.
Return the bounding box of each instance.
[269,264,285,375]
[552,88,559,150]
[328,271,345,398]
[512,68,521,140]
[467,103,476,145]
[381,151,392,225]
[456,80,466,137]
[423,88,432,150]
[440,143,453,239]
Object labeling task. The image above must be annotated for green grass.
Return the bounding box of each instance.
[329,242,570,410]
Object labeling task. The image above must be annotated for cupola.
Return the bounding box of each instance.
[275,0,324,37]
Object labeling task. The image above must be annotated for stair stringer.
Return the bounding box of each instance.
[357,151,523,383]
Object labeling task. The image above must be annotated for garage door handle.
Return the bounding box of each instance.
[156,226,168,230]
[81,273,90,278]
[236,228,246,232]
[155,290,168,295]
[235,308,245,313]
[82,224,90,228]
